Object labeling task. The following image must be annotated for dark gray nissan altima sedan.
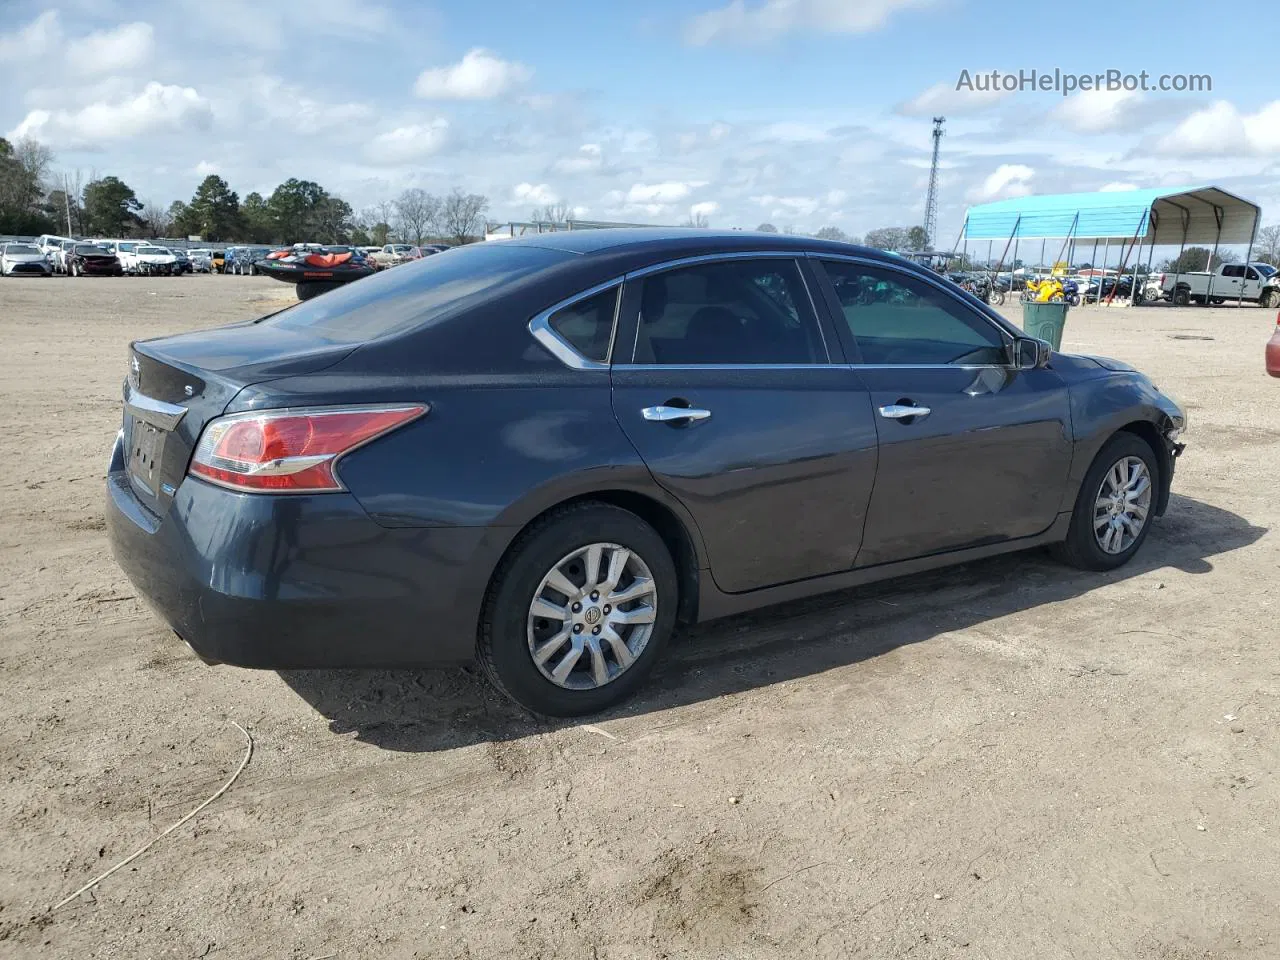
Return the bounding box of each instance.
[107,229,1186,715]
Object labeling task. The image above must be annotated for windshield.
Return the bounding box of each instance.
[261,242,568,343]
[1254,263,1277,278]
[117,242,137,252]
[75,244,111,255]
[6,244,40,255]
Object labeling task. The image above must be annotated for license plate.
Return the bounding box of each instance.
[128,420,166,495]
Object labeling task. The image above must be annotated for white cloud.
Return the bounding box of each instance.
[0,10,60,62]
[751,194,820,217]
[66,22,154,75]
[627,181,700,203]
[1099,182,1138,192]
[194,160,220,176]
[967,164,1035,202]
[7,82,212,146]
[513,182,559,205]
[1153,99,1280,156]
[364,120,450,164]
[690,200,720,218]
[553,143,604,174]
[1052,89,1142,134]
[249,77,376,136]
[686,0,934,45]
[898,78,1011,116]
[413,48,532,100]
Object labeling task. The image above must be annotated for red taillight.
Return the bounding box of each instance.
[189,405,426,492]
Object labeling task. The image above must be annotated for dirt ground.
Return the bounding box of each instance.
[1,274,1277,960]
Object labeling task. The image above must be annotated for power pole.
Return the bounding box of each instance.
[63,174,74,235]
[924,116,945,249]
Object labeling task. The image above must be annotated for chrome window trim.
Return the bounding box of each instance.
[123,381,187,430]
[618,250,832,366]
[527,278,623,371]
[619,363,839,371]
[807,251,1020,360]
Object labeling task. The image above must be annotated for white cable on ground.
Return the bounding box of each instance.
[52,720,254,912]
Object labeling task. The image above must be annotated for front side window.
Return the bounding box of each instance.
[547,287,618,363]
[1221,265,1243,278]
[631,258,824,364]
[822,261,1007,365]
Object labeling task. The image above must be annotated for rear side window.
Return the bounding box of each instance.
[547,288,618,362]
[262,243,569,343]
[822,261,1007,365]
[1221,264,1243,278]
[631,258,824,364]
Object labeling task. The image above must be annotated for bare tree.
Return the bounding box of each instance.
[1257,224,1280,265]
[441,188,489,245]
[755,222,778,233]
[533,201,572,224]
[683,211,710,228]
[140,200,173,238]
[393,189,442,245]
[814,226,847,242]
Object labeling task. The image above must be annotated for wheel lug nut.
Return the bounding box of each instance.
[591,626,601,635]
[603,604,611,614]
[573,624,583,633]
[571,602,581,613]
[590,591,599,601]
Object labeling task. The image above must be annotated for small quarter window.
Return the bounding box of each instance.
[547,287,618,363]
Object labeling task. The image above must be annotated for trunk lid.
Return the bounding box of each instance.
[122,320,357,515]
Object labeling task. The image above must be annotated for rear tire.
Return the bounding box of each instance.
[478,502,678,717]
[1051,432,1159,572]
[1172,289,1190,306]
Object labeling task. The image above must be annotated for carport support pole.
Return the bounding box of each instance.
[1170,215,1189,307]
[1130,211,1151,306]
[1204,210,1222,306]
[1237,208,1258,308]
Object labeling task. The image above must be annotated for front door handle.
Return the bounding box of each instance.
[878,403,932,421]
[642,405,712,424]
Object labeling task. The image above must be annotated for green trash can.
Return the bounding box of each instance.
[1021,300,1069,350]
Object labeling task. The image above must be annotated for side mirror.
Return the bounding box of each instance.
[1013,337,1051,370]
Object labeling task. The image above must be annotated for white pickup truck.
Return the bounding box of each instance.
[1159,261,1280,307]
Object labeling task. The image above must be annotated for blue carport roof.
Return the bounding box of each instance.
[963,186,1260,245]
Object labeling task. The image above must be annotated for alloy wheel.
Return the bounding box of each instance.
[1093,456,1152,554]
[526,542,658,690]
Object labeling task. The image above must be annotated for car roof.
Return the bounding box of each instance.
[495,227,901,265]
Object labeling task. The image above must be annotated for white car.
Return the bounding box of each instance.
[187,248,213,273]
[35,234,74,261]
[133,245,180,276]
[1,242,53,277]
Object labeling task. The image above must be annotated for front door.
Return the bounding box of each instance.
[610,255,878,594]
[815,259,1073,568]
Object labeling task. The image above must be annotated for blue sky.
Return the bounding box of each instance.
[2,0,1275,243]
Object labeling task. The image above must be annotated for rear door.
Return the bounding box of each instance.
[609,254,877,594]
[814,258,1073,568]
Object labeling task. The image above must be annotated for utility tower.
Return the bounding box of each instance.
[923,116,945,248]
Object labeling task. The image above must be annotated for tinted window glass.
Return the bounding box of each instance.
[262,242,568,343]
[632,259,823,364]
[548,287,618,362]
[1221,264,1243,278]
[822,261,1006,365]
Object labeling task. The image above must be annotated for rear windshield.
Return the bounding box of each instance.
[6,244,39,254]
[75,244,110,255]
[261,242,569,342]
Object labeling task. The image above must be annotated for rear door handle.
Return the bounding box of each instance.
[642,405,712,424]
[878,403,931,420]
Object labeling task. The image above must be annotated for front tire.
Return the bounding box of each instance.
[478,502,678,717]
[1052,432,1159,571]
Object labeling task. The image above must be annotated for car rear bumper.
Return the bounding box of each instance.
[105,434,509,668]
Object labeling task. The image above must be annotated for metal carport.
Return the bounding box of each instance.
[959,186,1262,305]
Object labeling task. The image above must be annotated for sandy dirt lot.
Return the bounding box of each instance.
[1,274,1277,959]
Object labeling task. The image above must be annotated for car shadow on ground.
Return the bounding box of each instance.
[278,493,1265,752]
